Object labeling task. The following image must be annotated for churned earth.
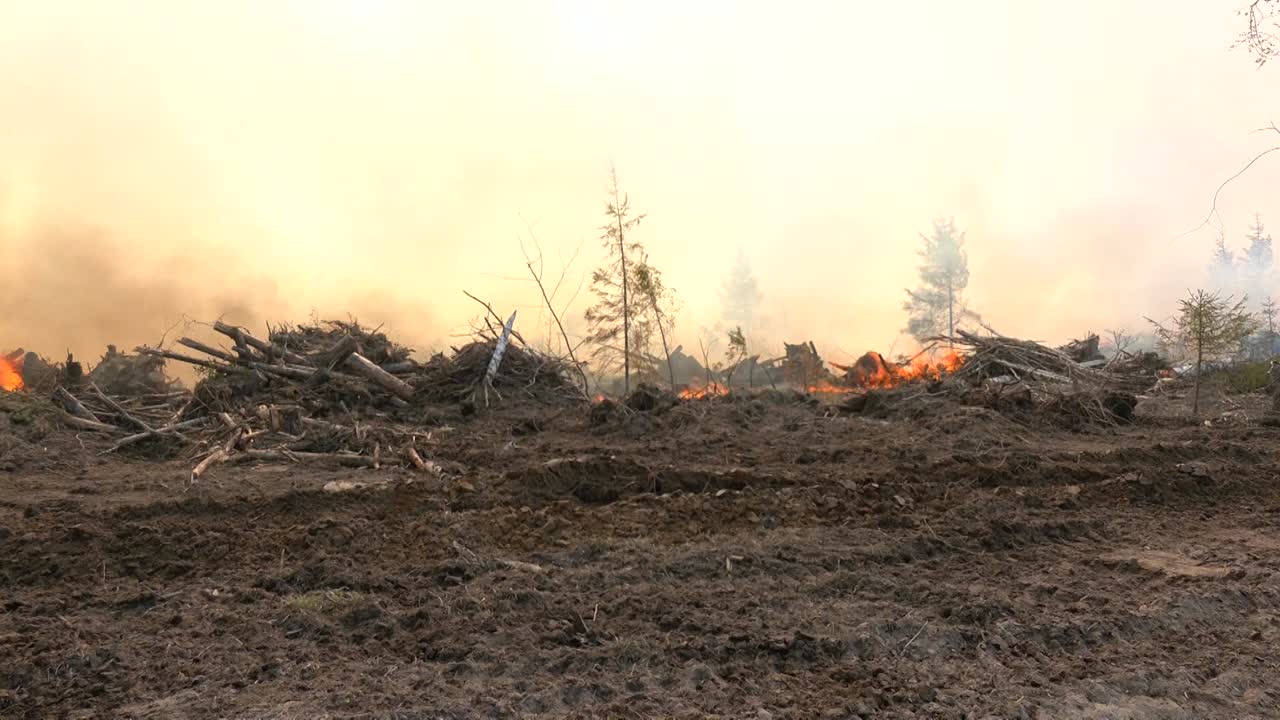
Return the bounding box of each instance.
[2,390,1280,718]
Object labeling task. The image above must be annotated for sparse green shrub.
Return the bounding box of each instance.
[1224,361,1273,394]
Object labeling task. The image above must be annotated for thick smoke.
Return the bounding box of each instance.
[0,221,445,375]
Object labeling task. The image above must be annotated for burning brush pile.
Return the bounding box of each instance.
[839,330,1164,428]
[833,350,965,390]
[41,318,581,479]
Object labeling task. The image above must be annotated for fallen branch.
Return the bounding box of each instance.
[406,446,428,471]
[518,230,590,396]
[498,559,546,574]
[62,414,125,434]
[242,449,380,468]
[54,386,99,422]
[137,347,231,373]
[177,337,239,364]
[191,427,243,482]
[104,417,209,453]
[87,382,153,432]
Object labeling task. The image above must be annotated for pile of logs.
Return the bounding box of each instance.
[948,330,1154,393]
[47,318,580,479]
[141,320,418,411]
[943,330,1154,426]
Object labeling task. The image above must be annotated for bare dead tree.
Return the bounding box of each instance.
[518,225,589,395]
[697,336,714,389]
[1105,328,1134,356]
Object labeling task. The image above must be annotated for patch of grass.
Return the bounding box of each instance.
[1224,361,1272,394]
[0,393,57,425]
[284,589,366,613]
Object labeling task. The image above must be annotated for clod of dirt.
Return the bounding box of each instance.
[587,399,620,427]
[841,390,889,417]
[625,383,677,413]
[1102,392,1139,423]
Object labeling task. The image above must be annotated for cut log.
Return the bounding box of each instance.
[247,362,314,382]
[343,353,414,400]
[319,335,360,369]
[306,335,359,388]
[177,337,239,364]
[213,322,308,365]
[381,361,418,374]
[406,446,428,470]
[191,448,228,481]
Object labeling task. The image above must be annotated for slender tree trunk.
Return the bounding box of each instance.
[947,274,955,346]
[1194,338,1203,418]
[618,212,631,395]
[698,338,712,389]
[525,256,589,397]
[1192,308,1205,418]
[650,299,676,391]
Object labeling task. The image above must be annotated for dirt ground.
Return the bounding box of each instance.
[3,388,1280,719]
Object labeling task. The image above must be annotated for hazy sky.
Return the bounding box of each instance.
[1,0,1277,365]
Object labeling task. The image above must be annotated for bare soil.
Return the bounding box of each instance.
[3,391,1280,718]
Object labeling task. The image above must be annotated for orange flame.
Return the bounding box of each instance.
[835,350,965,391]
[678,382,730,400]
[892,349,964,384]
[806,381,854,394]
[0,356,22,392]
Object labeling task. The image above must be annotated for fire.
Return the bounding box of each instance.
[672,349,965,399]
[0,356,22,392]
[892,349,964,384]
[834,349,964,391]
[806,381,853,394]
[678,382,729,400]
